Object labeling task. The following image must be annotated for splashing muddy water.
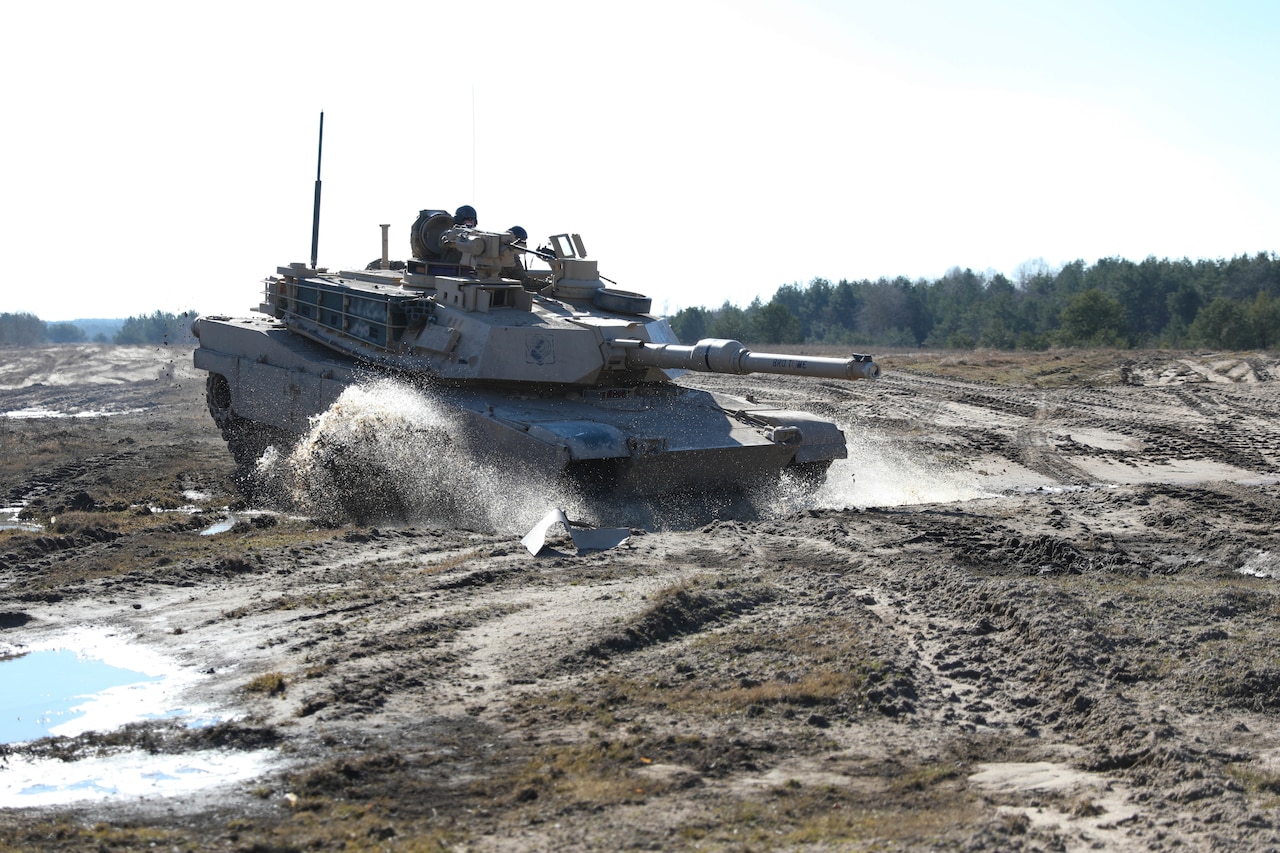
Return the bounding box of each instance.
[816,424,993,508]
[257,380,593,533]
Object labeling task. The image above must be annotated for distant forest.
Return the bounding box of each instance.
[669,253,1280,350]
[0,311,197,347]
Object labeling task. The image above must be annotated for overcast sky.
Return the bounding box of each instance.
[3,0,1277,322]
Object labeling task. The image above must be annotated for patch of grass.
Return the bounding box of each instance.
[889,761,962,793]
[47,510,121,535]
[295,817,460,851]
[0,820,192,853]
[7,507,167,538]
[512,689,620,727]
[682,780,984,849]
[268,589,361,611]
[87,822,186,846]
[220,603,254,620]
[229,796,465,852]
[514,616,900,752]
[499,736,675,807]
[418,548,490,573]
[301,663,331,680]
[1069,795,1106,817]
[243,671,287,697]
[677,668,863,712]
[236,521,344,549]
[581,575,778,660]
[0,794,463,845]
[1227,763,1280,806]
[615,617,892,718]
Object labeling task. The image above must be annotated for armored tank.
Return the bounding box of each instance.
[191,209,879,501]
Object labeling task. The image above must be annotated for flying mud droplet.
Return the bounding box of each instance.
[254,380,590,533]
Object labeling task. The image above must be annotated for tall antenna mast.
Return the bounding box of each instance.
[310,112,324,269]
[470,88,476,203]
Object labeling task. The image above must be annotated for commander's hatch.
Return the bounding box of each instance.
[550,233,588,261]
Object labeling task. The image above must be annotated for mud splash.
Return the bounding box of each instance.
[258,381,592,534]
[815,423,991,508]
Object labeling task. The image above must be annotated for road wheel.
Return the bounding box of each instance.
[206,373,293,494]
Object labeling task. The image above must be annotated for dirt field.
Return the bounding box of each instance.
[2,343,1280,851]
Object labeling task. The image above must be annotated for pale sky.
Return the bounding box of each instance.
[3,0,1277,322]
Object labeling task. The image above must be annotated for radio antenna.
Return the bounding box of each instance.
[471,88,476,203]
[310,111,324,270]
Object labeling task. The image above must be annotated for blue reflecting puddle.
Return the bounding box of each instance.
[0,649,160,744]
[0,645,276,805]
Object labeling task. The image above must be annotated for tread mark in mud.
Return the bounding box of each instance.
[1015,416,1092,486]
[6,451,142,506]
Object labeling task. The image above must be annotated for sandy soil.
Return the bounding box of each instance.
[2,344,1280,851]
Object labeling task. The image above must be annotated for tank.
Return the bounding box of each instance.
[191,210,880,502]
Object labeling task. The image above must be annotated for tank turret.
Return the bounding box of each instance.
[193,211,880,502]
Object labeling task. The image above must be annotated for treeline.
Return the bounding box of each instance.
[669,253,1280,350]
[0,311,198,347]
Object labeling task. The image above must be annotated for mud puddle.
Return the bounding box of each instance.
[0,628,269,807]
[0,649,163,744]
[2,408,146,420]
[0,748,277,808]
[0,506,40,533]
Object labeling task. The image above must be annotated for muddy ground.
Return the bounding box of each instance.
[2,343,1280,851]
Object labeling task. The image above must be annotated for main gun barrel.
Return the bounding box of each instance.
[616,338,880,381]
